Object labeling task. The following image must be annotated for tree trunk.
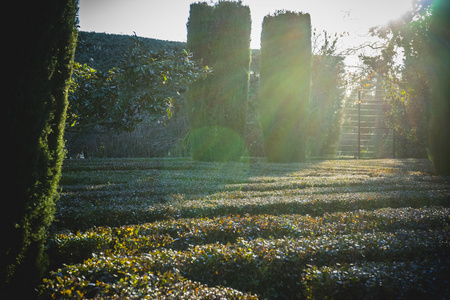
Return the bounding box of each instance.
[2,1,78,296]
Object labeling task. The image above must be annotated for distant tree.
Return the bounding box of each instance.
[360,0,433,158]
[259,11,312,162]
[186,1,251,161]
[428,0,450,175]
[360,0,450,166]
[3,0,78,296]
[309,30,346,156]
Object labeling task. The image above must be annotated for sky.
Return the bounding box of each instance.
[78,0,414,52]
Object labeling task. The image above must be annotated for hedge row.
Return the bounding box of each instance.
[48,207,449,269]
[41,159,450,298]
[56,160,445,212]
[39,261,258,299]
[40,258,449,299]
[41,219,449,298]
[58,158,442,199]
[303,259,450,299]
[55,187,450,230]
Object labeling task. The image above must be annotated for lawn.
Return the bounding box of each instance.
[39,158,449,299]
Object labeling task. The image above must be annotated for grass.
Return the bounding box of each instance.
[40,158,449,299]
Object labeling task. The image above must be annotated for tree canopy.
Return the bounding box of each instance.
[68,34,210,133]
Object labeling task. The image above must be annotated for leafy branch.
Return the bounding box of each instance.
[67,34,211,134]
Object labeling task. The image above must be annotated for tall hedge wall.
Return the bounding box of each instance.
[259,11,312,162]
[3,0,78,296]
[186,1,251,161]
[75,31,186,72]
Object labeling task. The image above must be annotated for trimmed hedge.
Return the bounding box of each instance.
[259,11,312,162]
[48,207,450,266]
[75,31,186,72]
[186,2,251,161]
[40,159,450,298]
[303,259,450,299]
[43,210,449,298]
[55,187,450,231]
[54,158,449,230]
[39,258,258,299]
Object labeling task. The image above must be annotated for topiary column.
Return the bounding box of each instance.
[2,0,78,296]
[428,0,450,175]
[259,11,312,162]
[186,1,251,161]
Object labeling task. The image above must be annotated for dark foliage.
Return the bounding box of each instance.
[3,0,78,296]
[75,31,186,72]
[428,0,450,175]
[68,36,209,134]
[39,158,450,299]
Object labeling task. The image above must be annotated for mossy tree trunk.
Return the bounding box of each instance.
[2,0,78,296]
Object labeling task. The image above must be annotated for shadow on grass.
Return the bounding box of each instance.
[55,158,449,231]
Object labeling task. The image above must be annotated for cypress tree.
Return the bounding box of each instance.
[259,11,312,162]
[428,0,450,175]
[2,0,78,295]
[186,1,251,161]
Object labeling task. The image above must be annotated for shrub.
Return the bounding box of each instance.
[39,255,258,299]
[68,37,209,135]
[303,260,450,299]
[42,224,449,299]
[48,207,450,272]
